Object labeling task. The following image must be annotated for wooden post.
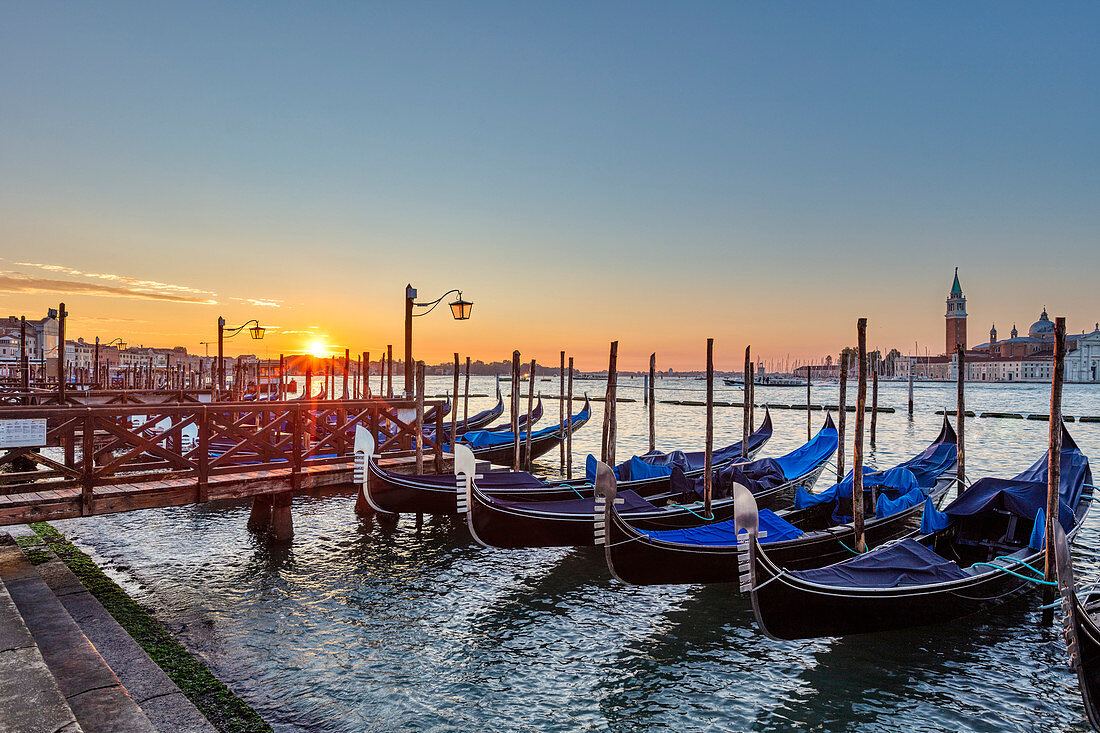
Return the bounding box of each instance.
[363,351,370,398]
[838,353,848,481]
[463,356,471,426]
[956,343,966,489]
[908,356,915,417]
[648,352,656,453]
[270,492,293,542]
[853,319,867,553]
[524,359,536,469]
[559,350,566,472]
[343,349,350,399]
[355,353,361,399]
[386,345,393,398]
[57,302,67,403]
[19,316,29,399]
[704,339,714,519]
[806,366,812,441]
[511,351,521,470]
[748,361,755,431]
[452,353,460,449]
[601,341,618,466]
[742,346,751,457]
[415,361,425,474]
[566,357,574,479]
[870,368,879,449]
[1043,316,1066,625]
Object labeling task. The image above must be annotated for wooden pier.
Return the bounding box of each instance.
[0,398,448,537]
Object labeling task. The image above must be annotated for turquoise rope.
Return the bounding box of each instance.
[555,481,591,499]
[837,539,865,555]
[669,504,714,521]
[971,562,1057,586]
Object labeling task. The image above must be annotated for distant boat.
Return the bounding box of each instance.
[723,376,804,387]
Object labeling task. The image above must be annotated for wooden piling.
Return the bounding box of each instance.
[748,361,755,431]
[452,353,460,449]
[704,339,714,519]
[566,357,574,479]
[415,361,425,474]
[648,352,656,453]
[525,359,536,469]
[838,353,848,482]
[386,344,393,398]
[247,495,273,533]
[363,351,370,398]
[57,302,68,403]
[559,350,566,472]
[806,367,812,441]
[511,351,521,470]
[270,492,293,542]
[956,344,966,489]
[853,319,867,553]
[742,346,751,457]
[343,349,350,399]
[602,341,618,466]
[463,356,471,426]
[1043,316,1066,625]
[870,368,878,448]
[908,357,914,417]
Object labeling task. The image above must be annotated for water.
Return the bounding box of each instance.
[53,376,1100,732]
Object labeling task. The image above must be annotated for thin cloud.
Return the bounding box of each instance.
[14,261,217,299]
[230,296,283,308]
[0,271,217,304]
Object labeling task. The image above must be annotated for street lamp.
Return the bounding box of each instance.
[404,285,473,395]
[94,337,126,389]
[217,317,265,396]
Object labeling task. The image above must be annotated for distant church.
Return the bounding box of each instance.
[913,269,1100,382]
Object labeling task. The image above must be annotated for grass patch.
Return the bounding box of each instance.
[14,535,52,565]
[30,522,271,733]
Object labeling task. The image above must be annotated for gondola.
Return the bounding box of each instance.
[355,404,772,516]
[465,413,829,550]
[1055,519,1100,731]
[483,395,544,432]
[743,423,1091,640]
[423,389,505,442]
[599,416,956,585]
[457,396,589,467]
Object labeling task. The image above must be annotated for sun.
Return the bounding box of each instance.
[308,339,329,358]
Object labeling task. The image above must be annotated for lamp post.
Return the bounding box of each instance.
[217,317,265,398]
[404,285,473,396]
[94,337,126,389]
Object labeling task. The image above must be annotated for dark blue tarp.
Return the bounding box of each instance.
[791,539,970,588]
[667,415,837,500]
[489,488,656,514]
[641,508,803,546]
[460,405,589,449]
[588,410,774,481]
[794,466,919,511]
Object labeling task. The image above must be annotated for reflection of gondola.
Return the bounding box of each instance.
[746,424,1091,640]
[1055,520,1100,732]
[601,417,956,586]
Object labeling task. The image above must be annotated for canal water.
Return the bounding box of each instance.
[55,376,1100,731]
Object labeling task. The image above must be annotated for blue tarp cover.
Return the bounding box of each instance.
[461,405,589,448]
[794,466,919,511]
[641,508,803,546]
[791,539,970,588]
[587,411,774,481]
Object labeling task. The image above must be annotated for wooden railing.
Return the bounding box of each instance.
[0,398,446,509]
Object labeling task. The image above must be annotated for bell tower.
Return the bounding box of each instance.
[946,267,967,354]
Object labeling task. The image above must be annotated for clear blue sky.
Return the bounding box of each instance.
[1,2,1097,369]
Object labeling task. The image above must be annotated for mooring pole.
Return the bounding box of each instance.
[806,365,812,441]
[386,344,393,398]
[1043,316,1066,625]
[704,338,714,519]
[648,352,656,453]
[559,350,566,473]
[956,343,966,491]
[19,317,29,401]
[452,353,460,449]
[566,357,574,479]
[602,341,618,466]
[463,356,471,426]
[908,356,915,417]
[343,349,350,399]
[415,361,425,475]
[511,351,521,470]
[524,359,536,469]
[742,346,751,457]
[853,319,867,553]
[838,353,848,482]
[871,368,879,449]
[748,361,755,432]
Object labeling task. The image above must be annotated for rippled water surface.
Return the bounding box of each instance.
[55,376,1100,731]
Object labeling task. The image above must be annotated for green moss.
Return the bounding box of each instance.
[29,522,271,733]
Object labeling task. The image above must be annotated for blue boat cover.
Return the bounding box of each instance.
[460,405,589,449]
[791,539,971,588]
[641,508,803,546]
[489,488,657,514]
[587,410,774,481]
[794,466,919,511]
[928,425,1090,533]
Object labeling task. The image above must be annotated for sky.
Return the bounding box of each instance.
[1,2,1097,371]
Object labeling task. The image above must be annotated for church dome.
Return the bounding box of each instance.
[1028,309,1055,339]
